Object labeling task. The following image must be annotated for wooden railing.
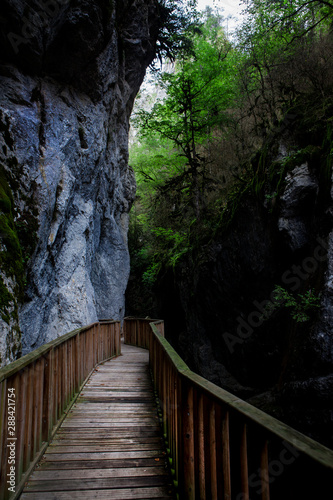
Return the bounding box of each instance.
[123,317,333,500]
[124,317,165,346]
[0,320,120,500]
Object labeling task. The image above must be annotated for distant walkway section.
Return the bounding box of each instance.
[20,342,174,500]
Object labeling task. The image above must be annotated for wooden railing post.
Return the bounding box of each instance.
[240,423,249,500]
[181,382,195,499]
[209,401,218,500]
[198,392,206,499]
[42,348,54,443]
[57,346,62,420]
[62,342,68,411]
[33,357,44,458]
[222,410,231,500]
[260,439,270,500]
[116,321,121,355]
[68,338,73,401]
[15,369,27,482]
[23,365,34,473]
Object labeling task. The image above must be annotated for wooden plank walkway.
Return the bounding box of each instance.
[20,342,175,500]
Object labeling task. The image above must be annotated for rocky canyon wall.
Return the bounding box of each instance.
[158,146,333,447]
[0,0,159,365]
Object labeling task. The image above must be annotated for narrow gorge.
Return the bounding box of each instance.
[1,0,332,451]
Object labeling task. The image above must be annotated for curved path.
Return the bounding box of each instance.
[20,343,175,500]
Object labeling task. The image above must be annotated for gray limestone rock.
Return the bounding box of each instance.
[0,0,158,363]
[278,163,319,251]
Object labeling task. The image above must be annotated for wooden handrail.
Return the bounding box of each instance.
[0,320,121,500]
[123,317,333,500]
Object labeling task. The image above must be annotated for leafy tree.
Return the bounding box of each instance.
[233,0,333,153]
[130,134,186,202]
[135,12,235,219]
[239,0,333,48]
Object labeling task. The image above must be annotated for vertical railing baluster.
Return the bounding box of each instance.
[69,338,73,400]
[76,332,80,392]
[23,364,34,471]
[61,343,66,416]
[35,357,44,453]
[182,383,195,499]
[71,336,74,397]
[210,401,218,500]
[260,439,270,500]
[94,324,97,364]
[175,368,181,493]
[84,329,88,377]
[117,321,121,355]
[111,322,114,356]
[167,362,172,449]
[162,357,167,438]
[96,324,99,364]
[16,369,27,481]
[56,347,61,421]
[113,322,116,356]
[42,349,53,442]
[198,392,206,499]
[240,423,249,500]
[89,327,93,372]
[107,322,110,358]
[222,410,231,500]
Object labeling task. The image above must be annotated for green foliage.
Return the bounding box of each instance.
[130,134,186,204]
[154,0,200,65]
[151,227,189,267]
[239,0,333,53]
[137,20,234,153]
[133,9,236,223]
[128,0,333,311]
[142,262,161,286]
[273,285,321,322]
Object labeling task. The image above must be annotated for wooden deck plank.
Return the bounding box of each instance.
[20,486,174,499]
[29,467,169,480]
[43,451,166,460]
[34,458,168,469]
[63,416,158,420]
[20,342,174,500]
[54,430,162,437]
[50,437,163,445]
[23,475,170,491]
[69,403,156,408]
[46,444,166,453]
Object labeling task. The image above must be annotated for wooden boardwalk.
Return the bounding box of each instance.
[20,342,175,500]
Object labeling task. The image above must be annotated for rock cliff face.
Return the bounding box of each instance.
[160,154,333,447]
[0,0,159,364]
